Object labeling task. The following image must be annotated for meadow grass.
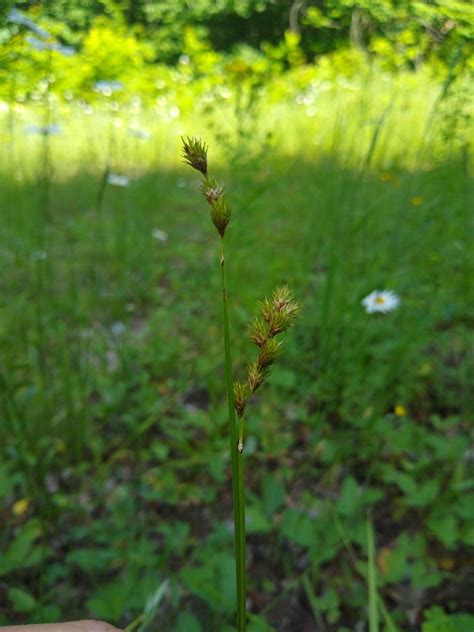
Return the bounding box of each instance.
[0,69,472,629]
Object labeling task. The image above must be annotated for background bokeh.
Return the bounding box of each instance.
[0,1,473,630]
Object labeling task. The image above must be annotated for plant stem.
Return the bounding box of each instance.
[367,511,379,632]
[220,238,246,631]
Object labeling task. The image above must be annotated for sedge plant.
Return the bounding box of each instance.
[182,137,300,631]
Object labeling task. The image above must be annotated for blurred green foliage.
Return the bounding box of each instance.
[0,0,473,104]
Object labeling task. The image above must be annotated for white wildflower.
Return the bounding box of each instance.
[362,290,400,314]
[152,229,168,242]
[107,174,129,187]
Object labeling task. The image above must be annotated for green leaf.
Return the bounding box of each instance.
[392,472,418,497]
[422,606,456,632]
[409,479,439,508]
[280,509,314,548]
[67,548,116,573]
[30,605,61,623]
[247,612,276,631]
[427,514,458,548]
[87,579,130,620]
[0,519,44,576]
[180,553,236,613]
[175,612,202,632]
[338,476,360,516]
[261,474,285,516]
[246,504,272,534]
[9,587,38,613]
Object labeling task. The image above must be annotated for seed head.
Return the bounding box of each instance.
[201,176,225,205]
[181,136,208,176]
[271,286,300,316]
[233,381,249,418]
[210,196,231,237]
[249,317,268,348]
[247,361,269,393]
[265,286,301,336]
[245,288,300,398]
[257,338,282,369]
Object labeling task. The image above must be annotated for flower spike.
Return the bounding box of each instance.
[181,136,208,176]
[234,286,300,418]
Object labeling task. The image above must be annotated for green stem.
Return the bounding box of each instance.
[220,238,246,631]
[367,511,379,632]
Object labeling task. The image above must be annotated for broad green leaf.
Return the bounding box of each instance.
[246,504,272,534]
[427,514,458,548]
[0,519,44,576]
[280,509,314,548]
[67,548,116,573]
[8,587,38,613]
[261,474,285,516]
[338,476,360,516]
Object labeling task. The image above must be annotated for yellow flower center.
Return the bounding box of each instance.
[374,296,386,304]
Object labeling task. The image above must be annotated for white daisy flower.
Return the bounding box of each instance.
[152,228,168,242]
[362,290,400,314]
[107,174,129,187]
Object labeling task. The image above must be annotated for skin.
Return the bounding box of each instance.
[0,622,122,632]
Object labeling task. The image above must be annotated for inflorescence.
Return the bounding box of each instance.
[233,286,300,419]
[181,136,231,237]
[181,136,301,440]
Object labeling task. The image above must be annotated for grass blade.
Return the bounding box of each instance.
[301,573,327,631]
[367,512,379,632]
